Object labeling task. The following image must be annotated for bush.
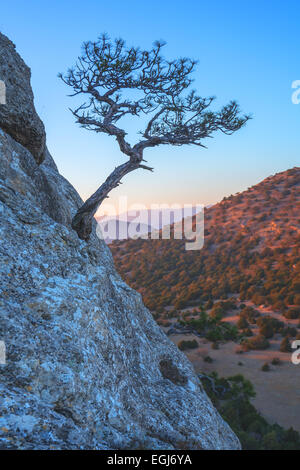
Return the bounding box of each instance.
[205,327,223,342]
[284,307,300,319]
[256,316,283,334]
[280,336,292,353]
[242,335,270,351]
[237,316,249,330]
[204,355,213,363]
[240,306,260,324]
[259,323,274,339]
[178,339,198,351]
[281,326,297,338]
[210,305,225,321]
[271,357,281,366]
[261,363,270,372]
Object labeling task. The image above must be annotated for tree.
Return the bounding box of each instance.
[60,35,250,240]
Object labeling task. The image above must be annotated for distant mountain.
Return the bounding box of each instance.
[96,206,199,243]
[96,217,154,244]
[111,167,300,315]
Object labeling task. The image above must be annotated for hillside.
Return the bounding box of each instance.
[111,167,300,317]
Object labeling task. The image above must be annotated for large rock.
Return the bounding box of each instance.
[0,33,46,164]
[0,35,240,450]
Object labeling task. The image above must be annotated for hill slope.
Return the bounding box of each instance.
[111,167,300,316]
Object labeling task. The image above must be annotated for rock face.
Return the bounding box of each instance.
[0,33,240,450]
[0,33,46,164]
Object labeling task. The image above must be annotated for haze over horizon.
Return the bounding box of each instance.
[1,0,299,215]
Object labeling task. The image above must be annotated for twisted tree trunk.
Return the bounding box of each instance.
[72,159,143,241]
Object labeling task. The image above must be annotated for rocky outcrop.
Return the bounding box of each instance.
[0,33,240,450]
[0,33,46,164]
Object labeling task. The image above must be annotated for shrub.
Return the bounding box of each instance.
[204,355,213,363]
[237,316,249,330]
[178,339,198,351]
[205,327,223,342]
[284,307,300,320]
[210,305,225,321]
[242,335,270,351]
[259,323,274,339]
[281,326,297,338]
[271,357,281,366]
[261,363,270,372]
[240,306,260,324]
[280,336,292,353]
[256,316,283,334]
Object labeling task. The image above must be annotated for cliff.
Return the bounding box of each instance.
[0,32,240,450]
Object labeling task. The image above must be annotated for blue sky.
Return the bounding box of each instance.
[1,0,299,213]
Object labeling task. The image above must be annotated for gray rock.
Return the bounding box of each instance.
[0,35,241,450]
[0,33,46,164]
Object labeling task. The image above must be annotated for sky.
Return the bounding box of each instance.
[1,0,299,215]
